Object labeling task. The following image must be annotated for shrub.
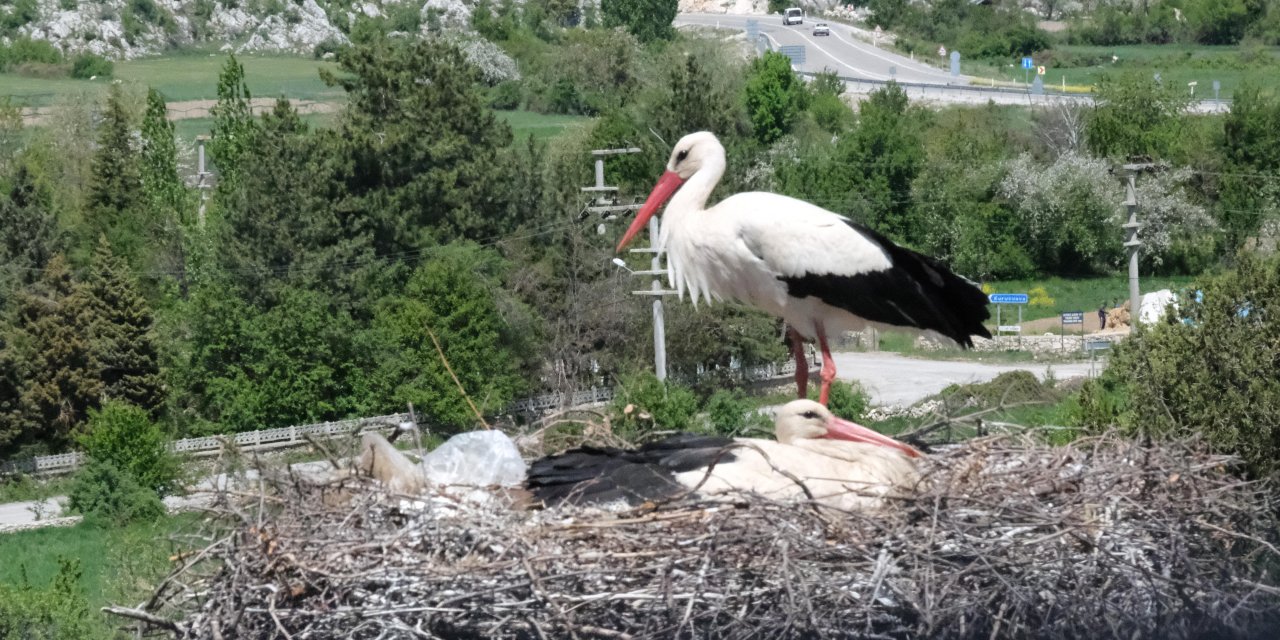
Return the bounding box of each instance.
[67,459,166,526]
[77,401,178,496]
[0,38,63,71]
[826,380,870,423]
[488,80,522,110]
[1074,254,1280,476]
[705,389,753,436]
[0,558,103,640]
[611,372,700,435]
[69,53,113,79]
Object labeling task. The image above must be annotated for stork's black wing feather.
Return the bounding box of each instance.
[779,221,992,347]
[525,434,736,507]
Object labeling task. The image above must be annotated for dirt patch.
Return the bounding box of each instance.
[21,97,342,127]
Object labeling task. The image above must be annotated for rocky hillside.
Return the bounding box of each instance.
[1,0,516,58]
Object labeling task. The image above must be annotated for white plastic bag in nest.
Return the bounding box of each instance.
[421,430,527,487]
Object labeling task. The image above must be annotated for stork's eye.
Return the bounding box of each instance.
[676,149,689,163]
[801,410,819,420]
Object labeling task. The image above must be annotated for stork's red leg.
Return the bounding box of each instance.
[787,326,808,399]
[815,323,838,406]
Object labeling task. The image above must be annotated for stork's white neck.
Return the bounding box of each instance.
[661,154,725,245]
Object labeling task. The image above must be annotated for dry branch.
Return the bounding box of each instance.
[117,432,1280,639]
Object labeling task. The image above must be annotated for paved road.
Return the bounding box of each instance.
[677,12,965,85]
[828,351,1094,407]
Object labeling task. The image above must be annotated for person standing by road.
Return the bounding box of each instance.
[1098,303,1107,330]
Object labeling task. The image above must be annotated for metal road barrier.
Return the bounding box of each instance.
[1,360,801,478]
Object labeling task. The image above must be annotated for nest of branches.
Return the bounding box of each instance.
[116,431,1280,640]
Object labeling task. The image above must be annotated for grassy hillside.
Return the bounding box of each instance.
[0,51,341,106]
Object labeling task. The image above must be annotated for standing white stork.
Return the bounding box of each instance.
[616,132,992,406]
[526,399,921,512]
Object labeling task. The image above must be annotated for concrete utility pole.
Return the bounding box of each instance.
[584,148,675,381]
[1121,163,1158,325]
[194,135,213,228]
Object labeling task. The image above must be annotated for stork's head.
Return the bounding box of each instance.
[616,131,726,252]
[774,399,922,458]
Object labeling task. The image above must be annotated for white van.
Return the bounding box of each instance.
[783,7,803,25]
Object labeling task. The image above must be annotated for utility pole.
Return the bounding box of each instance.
[584,148,675,381]
[194,135,213,228]
[1121,163,1158,326]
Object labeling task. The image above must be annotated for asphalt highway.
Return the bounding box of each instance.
[676,12,967,85]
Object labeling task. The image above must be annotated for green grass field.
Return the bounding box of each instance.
[0,514,199,629]
[0,51,341,106]
[984,274,1198,322]
[972,44,1280,98]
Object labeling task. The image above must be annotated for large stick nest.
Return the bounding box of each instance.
[127,432,1280,639]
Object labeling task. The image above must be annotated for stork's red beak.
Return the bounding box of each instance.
[616,170,686,252]
[825,417,923,458]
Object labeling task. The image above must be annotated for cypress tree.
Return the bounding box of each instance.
[10,255,102,449]
[86,236,164,415]
[86,83,145,264]
[0,163,62,310]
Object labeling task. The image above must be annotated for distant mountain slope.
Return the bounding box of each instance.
[1,0,501,58]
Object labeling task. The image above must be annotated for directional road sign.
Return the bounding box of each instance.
[989,293,1029,304]
[1021,57,1034,70]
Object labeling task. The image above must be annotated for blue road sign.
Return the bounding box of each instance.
[1021,57,1034,70]
[989,293,1029,304]
[1061,311,1085,325]
[778,45,806,65]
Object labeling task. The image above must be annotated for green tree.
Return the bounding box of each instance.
[217,99,374,306]
[601,0,675,43]
[5,255,101,450]
[834,82,927,238]
[209,55,257,194]
[86,83,146,264]
[743,51,807,144]
[360,244,527,431]
[1183,0,1258,44]
[1218,83,1280,250]
[1085,72,1191,160]
[321,37,519,251]
[0,162,61,309]
[85,237,164,415]
[66,459,166,526]
[650,53,744,144]
[139,86,192,289]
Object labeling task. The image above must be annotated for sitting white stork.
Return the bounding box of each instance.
[616,131,992,405]
[526,399,921,512]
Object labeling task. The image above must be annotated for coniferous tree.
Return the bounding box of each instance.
[86,236,164,415]
[87,83,146,265]
[0,163,62,310]
[140,87,193,289]
[8,255,101,449]
[322,37,519,250]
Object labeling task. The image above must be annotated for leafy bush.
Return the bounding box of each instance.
[67,459,166,526]
[77,401,178,496]
[705,389,753,435]
[0,38,63,71]
[488,80,522,110]
[1074,254,1280,476]
[826,380,869,423]
[743,51,807,144]
[0,558,104,640]
[611,372,700,435]
[69,53,113,79]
